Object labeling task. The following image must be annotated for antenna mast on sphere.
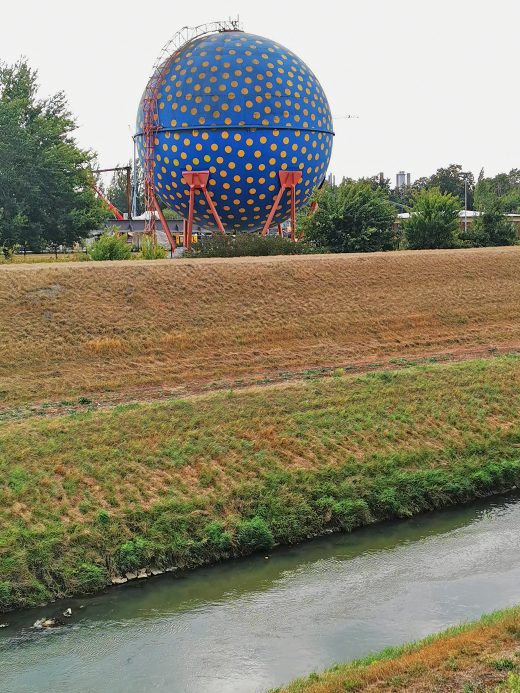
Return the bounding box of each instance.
[141,19,243,245]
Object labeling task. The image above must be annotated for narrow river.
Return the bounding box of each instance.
[2,493,520,693]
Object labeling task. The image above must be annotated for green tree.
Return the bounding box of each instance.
[302,181,397,253]
[428,164,474,208]
[403,187,460,249]
[475,169,520,213]
[467,205,517,247]
[0,59,106,252]
[357,173,391,195]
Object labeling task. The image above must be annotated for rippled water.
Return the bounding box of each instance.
[2,494,520,693]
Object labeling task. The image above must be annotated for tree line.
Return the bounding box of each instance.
[300,165,519,253]
[1,58,518,256]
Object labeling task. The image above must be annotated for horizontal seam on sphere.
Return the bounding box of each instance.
[134,125,335,138]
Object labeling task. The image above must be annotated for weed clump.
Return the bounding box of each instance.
[236,516,275,552]
[89,232,132,260]
[140,236,167,260]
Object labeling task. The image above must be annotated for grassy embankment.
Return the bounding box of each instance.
[1,355,520,611]
[1,247,520,410]
[276,606,520,692]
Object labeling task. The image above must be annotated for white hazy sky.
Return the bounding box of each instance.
[2,0,519,184]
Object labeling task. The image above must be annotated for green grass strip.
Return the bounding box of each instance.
[1,355,520,611]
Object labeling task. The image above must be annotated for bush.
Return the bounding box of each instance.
[118,537,149,572]
[185,233,308,258]
[236,516,274,552]
[301,181,398,253]
[403,188,460,249]
[140,235,167,259]
[332,499,371,530]
[464,204,517,247]
[0,581,11,609]
[97,510,110,526]
[1,246,14,261]
[205,521,233,552]
[89,232,132,260]
[75,563,107,592]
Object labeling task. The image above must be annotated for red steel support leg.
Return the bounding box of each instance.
[261,186,285,236]
[277,223,283,237]
[290,183,297,242]
[261,171,302,239]
[203,188,226,235]
[186,186,195,251]
[151,193,176,251]
[182,170,226,246]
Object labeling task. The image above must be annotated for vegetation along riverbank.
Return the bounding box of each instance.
[1,354,520,611]
[276,605,520,692]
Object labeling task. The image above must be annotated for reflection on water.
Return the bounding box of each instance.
[2,494,520,693]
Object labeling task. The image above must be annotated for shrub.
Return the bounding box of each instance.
[89,232,132,260]
[118,537,149,572]
[236,516,274,552]
[492,658,517,671]
[1,246,14,261]
[75,563,107,592]
[403,188,460,249]
[0,581,12,609]
[332,499,371,530]
[97,510,110,526]
[205,521,233,552]
[140,235,167,259]
[302,181,398,253]
[464,205,517,247]
[184,233,307,258]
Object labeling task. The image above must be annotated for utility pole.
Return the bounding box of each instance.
[464,176,468,235]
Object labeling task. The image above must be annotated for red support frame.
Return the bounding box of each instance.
[151,193,176,251]
[261,171,302,241]
[92,184,124,221]
[182,170,226,250]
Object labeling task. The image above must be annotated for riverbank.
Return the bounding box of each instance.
[277,605,520,692]
[2,354,520,612]
[2,247,520,409]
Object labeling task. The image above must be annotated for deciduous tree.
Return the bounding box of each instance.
[0,59,106,251]
[403,188,460,249]
[302,181,397,253]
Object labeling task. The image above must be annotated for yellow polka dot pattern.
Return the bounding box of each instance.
[136,31,333,231]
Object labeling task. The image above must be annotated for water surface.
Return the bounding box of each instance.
[2,494,520,692]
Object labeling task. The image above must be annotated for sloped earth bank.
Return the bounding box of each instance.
[279,608,520,693]
[1,355,520,611]
[2,247,520,409]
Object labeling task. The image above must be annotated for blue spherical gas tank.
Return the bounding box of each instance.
[136,30,333,232]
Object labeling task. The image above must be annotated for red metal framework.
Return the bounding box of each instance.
[91,183,124,221]
[261,171,302,241]
[92,166,132,221]
[141,20,242,251]
[142,71,177,249]
[182,171,226,250]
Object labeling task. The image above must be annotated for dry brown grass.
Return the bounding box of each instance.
[1,247,520,408]
[279,607,520,692]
